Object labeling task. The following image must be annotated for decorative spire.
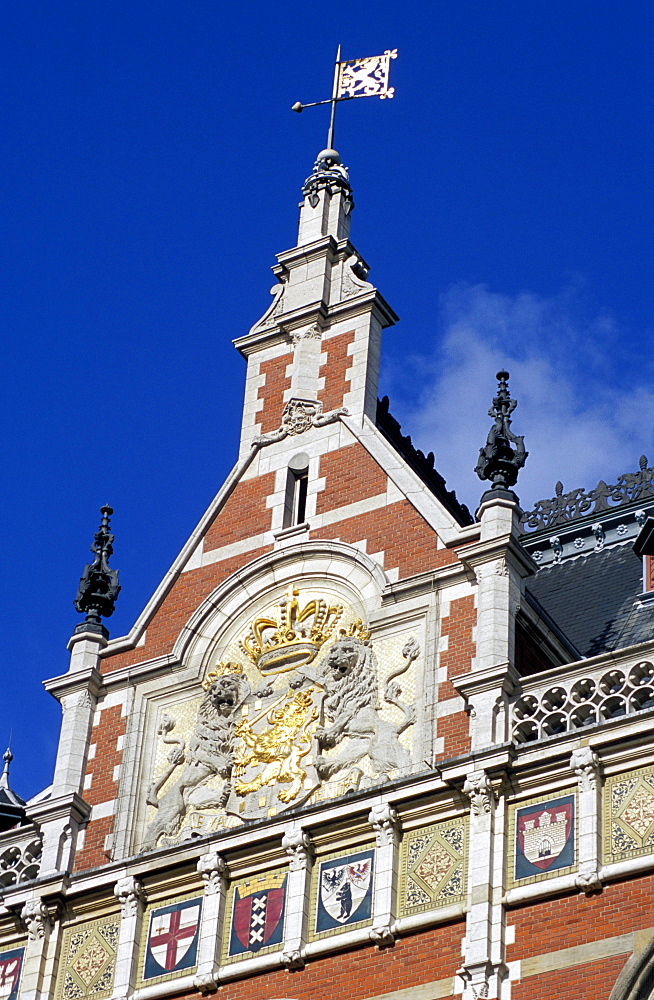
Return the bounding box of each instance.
[475,370,528,501]
[0,749,12,791]
[0,747,27,831]
[73,505,121,636]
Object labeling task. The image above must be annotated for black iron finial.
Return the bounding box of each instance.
[475,370,528,503]
[73,505,121,637]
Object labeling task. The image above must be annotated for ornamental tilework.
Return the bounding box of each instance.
[137,893,202,987]
[223,870,287,963]
[398,817,467,917]
[310,847,375,940]
[55,917,118,1000]
[507,790,576,887]
[603,764,654,864]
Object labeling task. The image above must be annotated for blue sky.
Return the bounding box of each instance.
[1,2,652,797]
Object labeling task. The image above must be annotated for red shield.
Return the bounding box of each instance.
[233,886,285,952]
[517,800,573,871]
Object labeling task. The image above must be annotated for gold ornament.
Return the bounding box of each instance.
[202,660,243,691]
[233,688,318,803]
[240,587,344,674]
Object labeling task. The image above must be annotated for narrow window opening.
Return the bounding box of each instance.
[294,468,308,524]
[283,454,310,528]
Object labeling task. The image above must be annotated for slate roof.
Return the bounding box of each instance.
[527,542,654,658]
[376,397,474,527]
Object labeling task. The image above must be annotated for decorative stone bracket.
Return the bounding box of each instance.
[463,771,496,816]
[21,899,53,941]
[114,876,145,918]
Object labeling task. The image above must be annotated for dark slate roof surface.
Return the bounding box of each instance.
[527,543,653,657]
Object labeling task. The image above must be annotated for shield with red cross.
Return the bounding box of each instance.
[143,898,202,980]
[0,949,24,1000]
[228,874,287,957]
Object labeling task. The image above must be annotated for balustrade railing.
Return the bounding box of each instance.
[0,825,42,889]
[511,657,654,743]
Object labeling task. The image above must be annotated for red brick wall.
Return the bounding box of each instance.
[511,956,627,1000]
[316,443,389,514]
[314,502,457,580]
[165,922,462,1000]
[319,330,355,412]
[437,594,475,759]
[257,353,292,435]
[509,872,654,960]
[75,704,124,871]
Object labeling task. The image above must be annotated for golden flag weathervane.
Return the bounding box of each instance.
[292,46,398,149]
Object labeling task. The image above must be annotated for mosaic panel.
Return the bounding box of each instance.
[507,790,576,887]
[223,869,287,963]
[603,764,654,864]
[138,894,202,986]
[309,846,375,941]
[0,947,24,1000]
[55,917,118,1000]
[398,816,467,916]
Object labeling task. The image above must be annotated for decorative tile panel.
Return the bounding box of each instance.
[138,894,202,986]
[55,917,118,1000]
[507,790,576,887]
[0,947,24,1000]
[398,817,467,917]
[309,847,375,940]
[222,869,287,963]
[603,764,654,864]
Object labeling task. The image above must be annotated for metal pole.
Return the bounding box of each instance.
[327,44,341,150]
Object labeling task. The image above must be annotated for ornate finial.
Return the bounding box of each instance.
[302,149,353,212]
[475,370,528,501]
[0,749,12,790]
[73,505,121,636]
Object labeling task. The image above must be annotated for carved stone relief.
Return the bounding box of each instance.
[253,397,349,446]
[141,587,422,850]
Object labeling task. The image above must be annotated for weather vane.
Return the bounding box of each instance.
[292,46,398,149]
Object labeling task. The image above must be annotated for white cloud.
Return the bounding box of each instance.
[383,283,654,514]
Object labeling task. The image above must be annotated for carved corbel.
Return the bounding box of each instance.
[114,876,144,918]
[21,899,52,941]
[282,827,313,871]
[575,862,603,895]
[369,921,395,948]
[368,802,400,848]
[570,746,599,793]
[280,948,304,970]
[463,770,496,816]
[197,851,228,893]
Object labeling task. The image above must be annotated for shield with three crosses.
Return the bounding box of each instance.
[316,849,375,932]
[143,898,202,980]
[229,872,287,956]
[0,949,24,1000]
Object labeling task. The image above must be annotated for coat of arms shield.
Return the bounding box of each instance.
[229,873,287,957]
[515,794,575,880]
[316,849,375,932]
[143,898,202,980]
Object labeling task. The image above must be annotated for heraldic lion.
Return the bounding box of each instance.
[142,673,242,850]
[315,635,414,784]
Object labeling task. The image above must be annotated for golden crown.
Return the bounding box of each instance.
[240,587,344,674]
[202,660,243,690]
